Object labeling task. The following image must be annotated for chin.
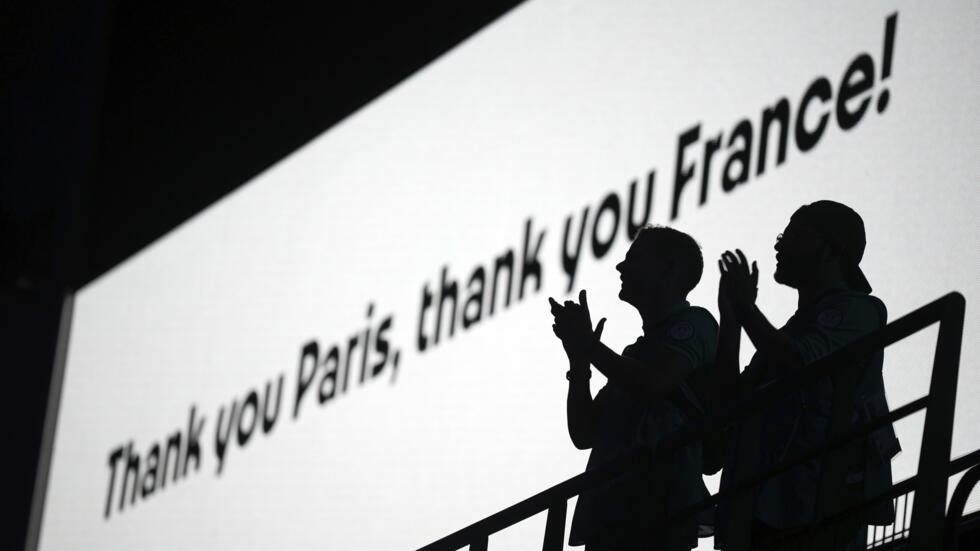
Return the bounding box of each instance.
[774,268,798,288]
[618,288,634,305]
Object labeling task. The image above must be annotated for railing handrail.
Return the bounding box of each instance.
[417,292,967,551]
[667,292,954,451]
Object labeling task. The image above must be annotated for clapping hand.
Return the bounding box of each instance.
[719,249,758,318]
[548,289,606,361]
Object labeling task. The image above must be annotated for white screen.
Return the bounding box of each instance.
[37,1,980,549]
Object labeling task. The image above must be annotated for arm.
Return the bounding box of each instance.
[587,341,695,403]
[566,357,599,450]
[738,304,802,374]
[551,295,603,449]
[552,291,695,404]
[721,249,802,377]
[716,258,742,405]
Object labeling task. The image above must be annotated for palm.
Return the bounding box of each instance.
[720,249,758,312]
[549,290,605,360]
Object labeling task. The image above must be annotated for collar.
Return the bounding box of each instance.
[796,281,859,318]
[641,299,690,335]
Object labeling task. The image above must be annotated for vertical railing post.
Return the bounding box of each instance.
[541,499,567,551]
[470,534,488,551]
[910,293,965,551]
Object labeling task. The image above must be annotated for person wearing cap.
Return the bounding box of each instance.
[715,200,900,550]
[550,225,717,551]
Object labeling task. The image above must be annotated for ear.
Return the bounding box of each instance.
[815,242,846,282]
[817,241,840,264]
[661,262,685,296]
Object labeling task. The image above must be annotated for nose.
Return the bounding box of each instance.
[616,261,624,273]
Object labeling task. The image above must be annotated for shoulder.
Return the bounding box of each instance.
[680,305,719,326]
[668,305,718,338]
[815,292,886,330]
[662,305,718,364]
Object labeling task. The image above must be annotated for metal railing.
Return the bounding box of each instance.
[418,292,968,551]
[864,447,980,550]
[867,490,912,548]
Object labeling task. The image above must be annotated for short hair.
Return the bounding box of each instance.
[633,225,704,294]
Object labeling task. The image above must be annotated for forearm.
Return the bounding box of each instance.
[566,359,597,449]
[715,311,741,405]
[739,304,801,372]
[587,342,675,402]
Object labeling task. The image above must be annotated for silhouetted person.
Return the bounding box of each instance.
[715,201,900,550]
[550,225,717,551]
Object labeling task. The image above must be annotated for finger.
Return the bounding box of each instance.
[548,297,563,315]
[579,289,589,311]
[719,257,733,274]
[719,260,731,285]
[751,261,759,284]
[736,249,749,270]
[594,318,607,340]
[722,250,737,268]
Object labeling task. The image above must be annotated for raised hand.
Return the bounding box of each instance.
[720,249,758,315]
[549,290,606,361]
[718,257,737,321]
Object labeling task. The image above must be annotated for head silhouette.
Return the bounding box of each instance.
[774,200,871,292]
[616,225,703,311]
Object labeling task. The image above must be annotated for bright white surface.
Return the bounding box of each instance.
[39,0,979,549]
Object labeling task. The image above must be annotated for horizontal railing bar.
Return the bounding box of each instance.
[672,396,930,521]
[666,292,958,452]
[666,293,959,453]
[949,448,980,476]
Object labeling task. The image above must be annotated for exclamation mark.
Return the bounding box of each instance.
[877,13,898,113]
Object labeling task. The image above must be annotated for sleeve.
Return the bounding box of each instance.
[793,295,883,366]
[663,309,718,414]
[661,308,719,369]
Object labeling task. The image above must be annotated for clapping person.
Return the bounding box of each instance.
[715,201,900,551]
[550,226,718,551]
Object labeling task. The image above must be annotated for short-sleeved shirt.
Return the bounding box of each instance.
[749,284,900,529]
[569,301,718,548]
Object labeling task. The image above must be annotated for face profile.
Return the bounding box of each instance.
[772,220,826,288]
[615,226,701,311]
[772,200,871,293]
[615,238,664,308]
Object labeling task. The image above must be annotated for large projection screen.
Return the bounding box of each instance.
[33,1,979,549]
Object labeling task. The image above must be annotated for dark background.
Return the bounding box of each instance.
[1,2,523,548]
